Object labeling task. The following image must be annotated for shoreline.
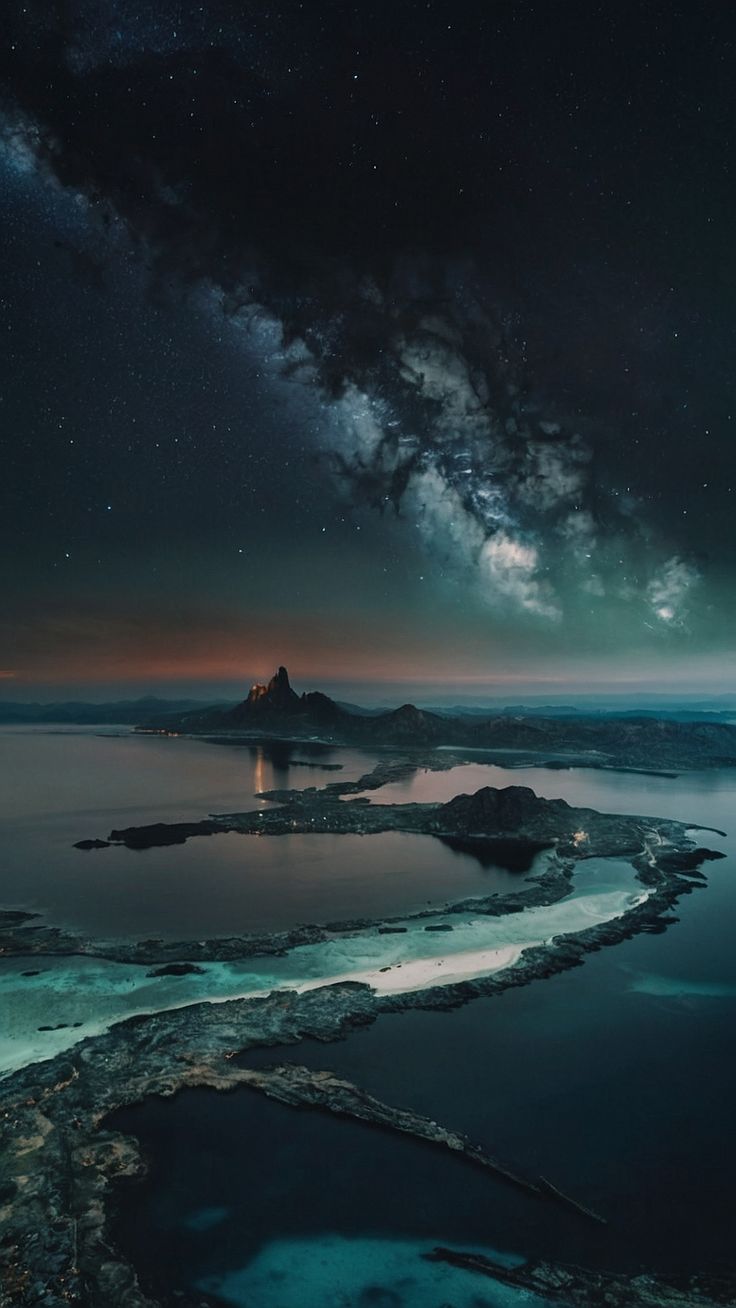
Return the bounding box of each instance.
[0,827,727,1307]
[0,765,730,1308]
[0,875,648,1077]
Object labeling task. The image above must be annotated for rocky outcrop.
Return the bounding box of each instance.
[423,1247,734,1307]
[214,1062,606,1221]
[87,778,717,871]
[242,664,301,715]
[136,667,736,769]
[1,903,732,1308]
[437,783,569,831]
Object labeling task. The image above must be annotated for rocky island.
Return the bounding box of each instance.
[0,757,730,1308]
[137,666,736,772]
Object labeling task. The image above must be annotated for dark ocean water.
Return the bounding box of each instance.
[5,727,736,1305]
[107,768,736,1306]
[0,728,526,936]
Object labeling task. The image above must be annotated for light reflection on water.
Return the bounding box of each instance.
[6,727,734,1292]
[0,729,526,938]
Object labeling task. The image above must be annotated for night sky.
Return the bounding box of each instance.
[1,1,735,698]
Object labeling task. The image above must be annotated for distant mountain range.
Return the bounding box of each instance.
[2,670,735,772]
[132,665,736,770]
[0,696,228,726]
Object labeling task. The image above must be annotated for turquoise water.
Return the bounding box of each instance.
[108,764,736,1301]
[0,856,641,1075]
[4,730,736,1301]
[111,1086,559,1308]
[199,1236,549,1308]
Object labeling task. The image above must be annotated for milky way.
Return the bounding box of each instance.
[1,0,734,688]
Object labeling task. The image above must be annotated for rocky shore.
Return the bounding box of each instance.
[0,776,730,1307]
[423,1246,736,1307]
[169,1061,607,1220]
[2,860,733,1308]
[73,755,725,859]
[1,772,724,968]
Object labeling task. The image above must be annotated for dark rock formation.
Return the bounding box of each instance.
[243,664,301,714]
[437,783,566,831]
[107,819,224,848]
[423,1247,731,1307]
[136,666,736,770]
[91,776,711,872]
[145,962,206,977]
[0,909,38,927]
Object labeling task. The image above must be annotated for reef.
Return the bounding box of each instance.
[0,837,729,1306]
[423,1247,736,1307]
[0,775,730,1308]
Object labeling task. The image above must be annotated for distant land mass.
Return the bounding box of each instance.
[0,697,228,726]
[3,678,736,727]
[3,671,736,726]
[133,665,736,771]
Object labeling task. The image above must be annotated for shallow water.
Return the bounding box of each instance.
[0,857,640,1075]
[108,762,736,1301]
[5,730,736,1300]
[198,1235,548,1308]
[111,1091,552,1308]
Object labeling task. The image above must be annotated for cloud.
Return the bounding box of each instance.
[479,532,561,619]
[322,309,596,617]
[0,114,43,175]
[647,557,699,626]
[0,8,706,631]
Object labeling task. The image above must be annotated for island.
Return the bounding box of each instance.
[135,666,736,772]
[0,764,729,1308]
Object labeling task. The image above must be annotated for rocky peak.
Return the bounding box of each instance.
[245,665,300,713]
[267,665,293,700]
[390,704,426,723]
[437,785,571,834]
[376,702,446,743]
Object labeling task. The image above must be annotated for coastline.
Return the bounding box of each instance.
[0,800,727,1307]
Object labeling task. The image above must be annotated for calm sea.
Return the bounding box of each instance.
[3,726,735,1305]
[0,727,528,937]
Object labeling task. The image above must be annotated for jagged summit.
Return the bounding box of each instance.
[135,666,736,769]
[246,665,300,714]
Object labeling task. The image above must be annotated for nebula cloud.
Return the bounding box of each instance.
[0,2,703,632]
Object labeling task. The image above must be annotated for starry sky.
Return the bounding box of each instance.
[1,0,735,699]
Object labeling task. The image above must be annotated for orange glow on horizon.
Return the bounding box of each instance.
[4,613,733,693]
